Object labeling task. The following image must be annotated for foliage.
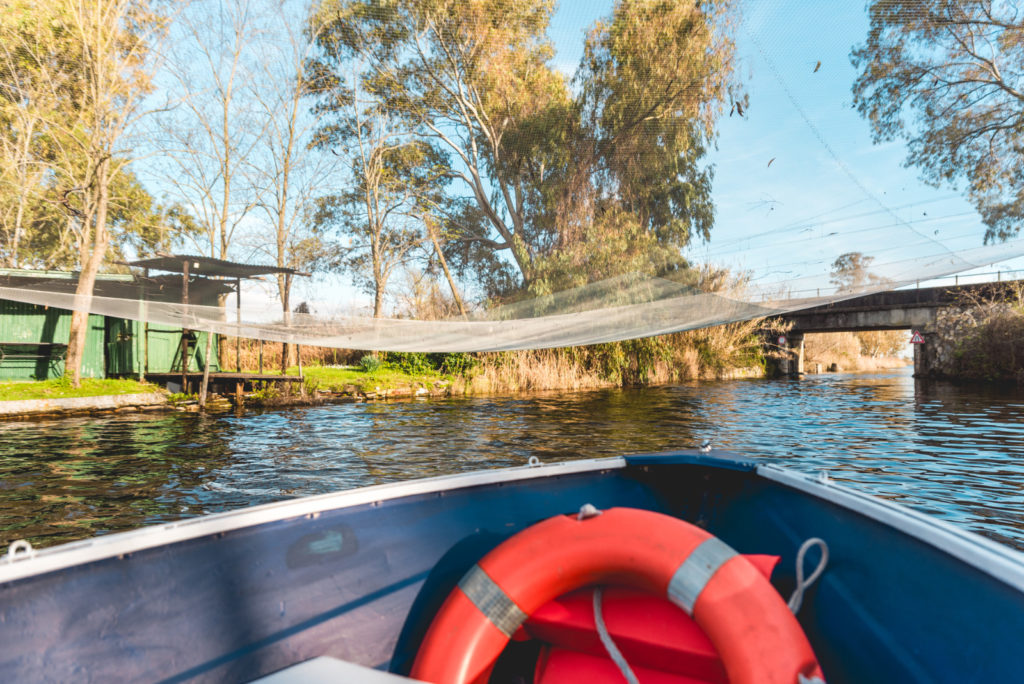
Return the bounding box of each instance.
[249,381,280,402]
[308,0,740,301]
[309,112,447,315]
[0,0,171,386]
[830,251,891,293]
[438,352,479,376]
[942,283,1024,383]
[856,330,908,358]
[0,0,185,270]
[296,363,443,393]
[382,351,435,375]
[852,1,1024,242]
[803,332,866,370]
[359,353,382,372]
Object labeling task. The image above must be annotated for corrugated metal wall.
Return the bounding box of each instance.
[1,302,220,380]
[107,318,220,375]
[0,301,105,380]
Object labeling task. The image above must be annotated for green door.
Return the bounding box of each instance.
[105,318,136,376]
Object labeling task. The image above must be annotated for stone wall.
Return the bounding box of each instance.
[914,300,1024,382]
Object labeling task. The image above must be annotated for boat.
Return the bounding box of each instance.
[2,448,1023,683]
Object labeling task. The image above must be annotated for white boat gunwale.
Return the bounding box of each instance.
[0,456,627,584]
[2,451,1023,596]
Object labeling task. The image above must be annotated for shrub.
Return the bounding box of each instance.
[438,352,479,375]
[359,354,382,373]
[383,352,435,374]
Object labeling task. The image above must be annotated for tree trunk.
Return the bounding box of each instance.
[426,220,466,317]
[66,160,111,388]
[373,285,384,318]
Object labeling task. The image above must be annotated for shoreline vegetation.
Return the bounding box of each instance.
[924,283,1024,384]
[0,378,162,402]
[803,331,911,374]
[224,319,779,406]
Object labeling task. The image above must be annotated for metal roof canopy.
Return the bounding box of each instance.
[128,255,309,279]
[126,255,310,402]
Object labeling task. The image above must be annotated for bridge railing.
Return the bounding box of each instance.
[756,268,1024,302]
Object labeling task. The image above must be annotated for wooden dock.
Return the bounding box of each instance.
[143,372,304,396]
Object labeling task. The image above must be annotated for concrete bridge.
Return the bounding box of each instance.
[770,278,1023,376]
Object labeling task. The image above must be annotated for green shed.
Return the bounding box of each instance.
[0,269,230,381]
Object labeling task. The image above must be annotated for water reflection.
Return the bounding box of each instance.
[2,367,1023,550]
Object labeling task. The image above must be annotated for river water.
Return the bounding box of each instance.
[3,366,1024,551]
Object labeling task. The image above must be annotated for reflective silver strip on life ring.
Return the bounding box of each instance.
[457,564,528,638]
[666,537,739,615]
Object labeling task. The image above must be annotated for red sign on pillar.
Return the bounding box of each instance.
[910,330,925,344]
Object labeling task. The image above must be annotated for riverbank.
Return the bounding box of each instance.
[0,379,171,419]
[227,321,777,405]
[0,378,162,402]
[0,391,168,418]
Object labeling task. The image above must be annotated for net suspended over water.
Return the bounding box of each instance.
[1,233,1021,353]
[3,1,1024,352]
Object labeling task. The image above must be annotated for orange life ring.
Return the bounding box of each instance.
[410,506,824,684]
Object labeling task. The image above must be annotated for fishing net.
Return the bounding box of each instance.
[1,231,1020,353]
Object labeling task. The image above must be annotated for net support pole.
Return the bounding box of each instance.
[236,277,241,373]
[199,327,213,408]
[181,260,189,394]
[137,274,146,383]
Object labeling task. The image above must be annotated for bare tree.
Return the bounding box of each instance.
[248,6,336,370]
[155,0,265,259]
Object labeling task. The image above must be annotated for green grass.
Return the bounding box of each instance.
[288,365,446,393]
[0,378,163,402]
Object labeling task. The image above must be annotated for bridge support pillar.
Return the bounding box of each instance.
[912,328,939,378]
[782,332,805,376]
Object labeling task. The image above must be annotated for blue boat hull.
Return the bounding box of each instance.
[1,450,1022,683]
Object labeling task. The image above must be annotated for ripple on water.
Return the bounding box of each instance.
[2,366,1024,550]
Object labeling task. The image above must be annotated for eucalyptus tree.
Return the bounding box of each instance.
[308,0,559,289]
[852,0,1024,242]
[525,0,742,295]
[308,0,740,301]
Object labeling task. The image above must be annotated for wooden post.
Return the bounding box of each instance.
[235,277,242,372]
[281,272,292,374]
[199,328,213,407]
[137,270,146,383]
[258,339,263,374]
[181,260,189,393]
[298,344,304,396]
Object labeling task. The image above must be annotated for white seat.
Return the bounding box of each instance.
[251,656,426,683]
